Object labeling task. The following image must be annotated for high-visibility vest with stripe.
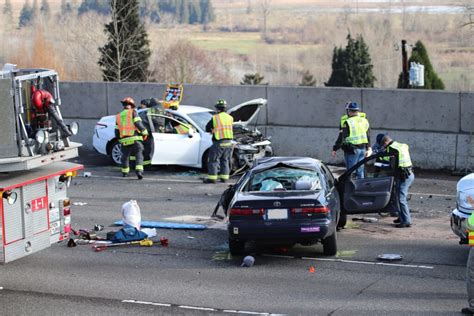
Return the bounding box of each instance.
[212,112,233,140]
[174,124,189,135]
[468,214,474,246]
[340,112,366,128]
[116,109,143,145]
[388,141,412,168]
[344,116,369,145]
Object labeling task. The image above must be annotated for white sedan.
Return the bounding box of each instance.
[92,98,272,171]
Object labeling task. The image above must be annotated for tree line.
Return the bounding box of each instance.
[13,0,214,28]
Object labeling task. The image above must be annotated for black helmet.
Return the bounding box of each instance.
[215,99,227,109]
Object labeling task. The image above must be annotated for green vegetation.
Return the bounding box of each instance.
[397,40,445,90]
[325,34,376,88]
[299,70,316,86]
[98,0,151,82]
[241,73,267,85]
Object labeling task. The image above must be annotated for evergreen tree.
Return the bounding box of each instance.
[98,0,151,82]
[19,0,34,27]
[140,0,160,23]
[60,0,73,16]
[397,40,445,90]
[78,0,109,16]
[178,0,189,24]
[40,0,50,18]
[189,0,201,24]
[200,0,214,24]
[240,73,267,85]
[3,0,12,16]
[299,70,316,86]
[325,33,376,88]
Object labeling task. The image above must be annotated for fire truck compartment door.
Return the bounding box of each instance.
[0,78,17,159]
[2,181,50,263]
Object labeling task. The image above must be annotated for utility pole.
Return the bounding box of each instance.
[401,39,409,89]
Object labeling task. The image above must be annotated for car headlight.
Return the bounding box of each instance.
[236,144,259,153]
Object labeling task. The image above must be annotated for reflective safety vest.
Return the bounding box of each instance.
[468,214,474,246]
[340,112,366,128]
[174,124,189,135]
[388,141,412,168]
[116,109,143,145]
[344,116,369,145]
[212,112,233,140]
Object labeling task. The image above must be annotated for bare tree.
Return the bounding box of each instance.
[259,0,271,40]
[462,1,474,28]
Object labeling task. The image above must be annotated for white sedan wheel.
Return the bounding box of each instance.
[111,142,122,165]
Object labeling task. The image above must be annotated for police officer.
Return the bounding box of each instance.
[332,101,371,179]
[375,133,414,228]
[115,97,148,179]
[204,99,234,184]
[462,214,474,315]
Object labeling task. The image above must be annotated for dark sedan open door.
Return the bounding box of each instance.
[336,151,400,219]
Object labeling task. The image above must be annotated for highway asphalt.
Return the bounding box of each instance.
[0,153,469,315]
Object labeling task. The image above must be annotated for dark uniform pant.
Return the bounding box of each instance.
[207,140,232,181]
[142,135,154,166]
[121,141,144,174]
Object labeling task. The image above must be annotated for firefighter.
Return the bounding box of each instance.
[463,214,474,315]
[136,98,165,166]
[331,101,371,179]
[115,97,148,179]
[375,133,414,228]
[204,99,234,184]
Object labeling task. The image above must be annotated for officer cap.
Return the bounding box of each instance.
[345,101,360,111]
[376,133,388,146]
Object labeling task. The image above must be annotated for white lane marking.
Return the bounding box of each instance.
[179,305,217,311]
[89,174,203,184]
[301,257,434,269]
[261,254,433,269]
[0,287,3,290]
[123,299,279,315]
[122,299,171,307]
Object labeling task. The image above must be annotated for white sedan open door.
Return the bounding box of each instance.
[150,115,201,165]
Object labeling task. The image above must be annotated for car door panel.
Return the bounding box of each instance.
[151,116,201,165]
[337,151,401,215]
[343,177,393,213]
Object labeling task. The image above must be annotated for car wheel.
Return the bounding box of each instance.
[337,212,347,229]
[322,230,337,256]
[109,140,122,165]
[229,239,245,256]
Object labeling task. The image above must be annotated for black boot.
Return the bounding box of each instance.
[461,307,474,315]
[136,171,143,180]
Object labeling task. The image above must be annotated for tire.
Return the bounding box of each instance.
[322,230,337,256]
[229,239,245,256]
[337,212,347,229]
[109,140,122,165]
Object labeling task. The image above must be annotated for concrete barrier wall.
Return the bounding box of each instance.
[60,82,474,171]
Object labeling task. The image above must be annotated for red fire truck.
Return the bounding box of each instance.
[0,66,82,263]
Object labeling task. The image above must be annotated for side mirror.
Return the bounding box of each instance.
[188,128,194,138]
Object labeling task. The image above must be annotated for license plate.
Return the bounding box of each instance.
[267,209,288,220]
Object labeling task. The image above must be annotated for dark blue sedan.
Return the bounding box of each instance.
[220,154,403,256]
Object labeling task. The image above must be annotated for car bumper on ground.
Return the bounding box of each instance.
[451,208,471,244]
[228,219,333,244]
